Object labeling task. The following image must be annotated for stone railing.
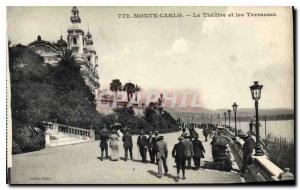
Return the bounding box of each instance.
[42,121,95,140]
[232,135,294,182]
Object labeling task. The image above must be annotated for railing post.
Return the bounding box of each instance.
[279,168,294,181]
[53,123,59,133]
[45,133,51,147]
[89,129,95,140]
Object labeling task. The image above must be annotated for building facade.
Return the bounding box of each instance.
[27,6,99,94]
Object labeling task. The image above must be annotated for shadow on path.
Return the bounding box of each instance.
[147,170,179,182]
[97,156,113,161]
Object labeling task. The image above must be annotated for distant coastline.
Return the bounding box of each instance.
[166,107,294,123]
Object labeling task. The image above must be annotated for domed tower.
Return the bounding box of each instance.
[85,30,98,68]
[85,30,99,90]
[67,6,85,61]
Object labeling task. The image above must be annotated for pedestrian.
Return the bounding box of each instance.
[137,131,148,163]
[99,128,109,161]
[241,132,255,174]
[153,131,159,163]
[189,126,199,139]
[137,131,142,159]
[148,132,156,163]
[156,135,168,178]
[182,127,187,137]
[203,126,209,142]
[211,129,221,161]
[122,130,133,161]
[183,135,193,169]
[192,136,205,170]
[172,136,186,180]
[110,130,119,161]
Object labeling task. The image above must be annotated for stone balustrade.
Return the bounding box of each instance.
[42,121,95,140]
[232,135,294,182]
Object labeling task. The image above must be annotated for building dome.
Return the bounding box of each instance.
[56,35,67,48]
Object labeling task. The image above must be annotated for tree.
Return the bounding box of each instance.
[123,82,135,102]
[110,79,122,108]
[9,46,105,153]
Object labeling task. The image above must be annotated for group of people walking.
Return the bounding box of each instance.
[98,127,206,180]
[98,124,258,181]
[172,134,206,179]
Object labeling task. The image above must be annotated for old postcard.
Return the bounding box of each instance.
[6,6,294,184]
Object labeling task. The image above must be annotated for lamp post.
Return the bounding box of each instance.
[224,112,227,127]
[227,109,231,130]
[232,102,238,136]
[249,81,264,156]
[218,114,220,126]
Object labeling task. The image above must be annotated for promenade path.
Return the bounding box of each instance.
[11,128,243,184]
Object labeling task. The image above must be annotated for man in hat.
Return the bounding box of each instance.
[192,136,205,170]
[148,131,156,163]
[241,131,255,174]
[183,135,193,169]
[122,130,133,161]
[156,135,168,178]
[203,125,210,142]
[172,136,186,180]
[137,131,148,163]
[153,131,159,163]
[99,128,109,161]
[211,129,222,161]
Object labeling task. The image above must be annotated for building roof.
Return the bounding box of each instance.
[56,35,67,47]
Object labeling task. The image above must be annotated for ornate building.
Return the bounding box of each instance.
[27,6,99,94]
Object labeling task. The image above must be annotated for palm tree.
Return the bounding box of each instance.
[58,49,75,64]
[123,82,135,102]
[110,79,122,107]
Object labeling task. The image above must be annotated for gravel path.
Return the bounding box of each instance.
[11,129,242,184]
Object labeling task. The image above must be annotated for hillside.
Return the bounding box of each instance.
[9,45,103,153]
[9,45,179,153]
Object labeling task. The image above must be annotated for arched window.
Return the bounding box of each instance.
[73,37,77,45]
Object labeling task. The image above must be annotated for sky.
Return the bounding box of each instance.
[7,6,294,110]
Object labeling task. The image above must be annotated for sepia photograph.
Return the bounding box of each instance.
[6,6,295,184]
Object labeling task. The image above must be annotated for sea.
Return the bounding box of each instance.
[238,119,294,142]
[172,112,294,142]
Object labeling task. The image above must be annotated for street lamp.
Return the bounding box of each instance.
[218,114,220,126]
[224,112,227,127]
[249,81,264,156]
[227,109,231,130]
[232,102,238,136]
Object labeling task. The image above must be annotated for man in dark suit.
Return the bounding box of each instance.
[183,135,194,169]
[137,131,148,163]
[203,126,210,142]
[241,132,255,174]
[192,136,205,169]
[122,131,133,161]
[147,132,156,163]
[172,136,186,180]
[99,128,109,161]
[153,131,159,163]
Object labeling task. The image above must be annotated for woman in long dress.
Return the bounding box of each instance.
[109,131,119,161]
